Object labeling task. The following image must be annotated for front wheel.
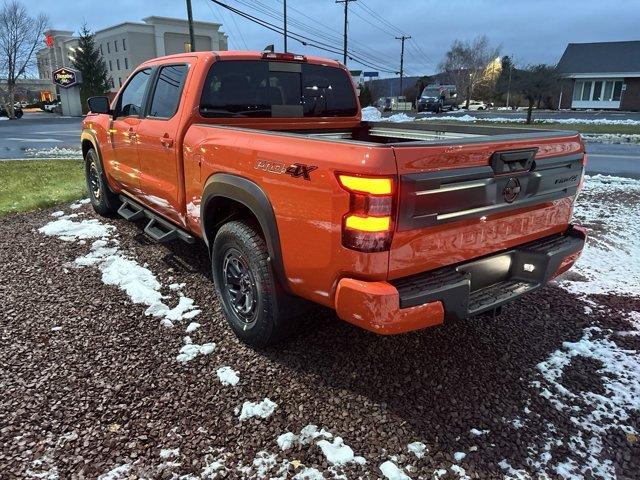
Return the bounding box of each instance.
[85,148,120,216]
[212,220,290,347]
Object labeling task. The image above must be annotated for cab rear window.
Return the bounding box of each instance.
[199,60,357,118]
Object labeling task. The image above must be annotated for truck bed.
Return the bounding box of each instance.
[302,121,578,146]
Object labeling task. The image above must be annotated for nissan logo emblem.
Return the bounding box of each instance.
[503,177,521,203]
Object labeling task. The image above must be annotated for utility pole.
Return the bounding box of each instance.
[395,35,411,97]
[506,63,513,108]
[283,0,288,52]
[186,0,196,52]
[335,0,356,65]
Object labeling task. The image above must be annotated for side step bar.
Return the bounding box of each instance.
[117,195,195,244]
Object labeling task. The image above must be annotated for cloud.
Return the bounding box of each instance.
[34,0,640,76]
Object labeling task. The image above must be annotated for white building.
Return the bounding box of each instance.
[37,16,228,92]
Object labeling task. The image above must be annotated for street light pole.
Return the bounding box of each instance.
[395,35,411,97]
[336,0,356,65]
[186,0,196,52]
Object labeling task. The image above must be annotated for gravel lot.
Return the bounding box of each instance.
[1,177,639,479]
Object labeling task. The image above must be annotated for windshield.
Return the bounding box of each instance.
[421,89,441,99]
[200,60,357,118]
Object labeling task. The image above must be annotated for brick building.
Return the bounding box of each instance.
[556,41,640,111]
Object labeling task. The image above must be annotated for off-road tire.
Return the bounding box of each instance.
[212,220,288,348]
[85,148,120,216]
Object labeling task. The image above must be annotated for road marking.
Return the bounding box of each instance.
[6,138,63,142]
[589,153,640,160]
[32,130,80,135]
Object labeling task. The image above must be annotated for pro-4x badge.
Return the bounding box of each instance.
[285,163,317,180]
[255,160,317,181]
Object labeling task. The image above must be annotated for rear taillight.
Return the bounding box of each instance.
[338,174,395,252]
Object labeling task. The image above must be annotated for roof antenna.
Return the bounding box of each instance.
[263,44,275,53]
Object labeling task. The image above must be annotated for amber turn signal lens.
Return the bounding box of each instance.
[345,215,391,232]
[338,175,393,195]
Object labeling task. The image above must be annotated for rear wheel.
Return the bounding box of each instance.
[212,220,289,347]
[85,148,120,216]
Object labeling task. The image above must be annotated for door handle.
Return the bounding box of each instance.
[160,134,174,148]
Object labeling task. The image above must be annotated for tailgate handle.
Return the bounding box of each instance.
[490,148,537,175]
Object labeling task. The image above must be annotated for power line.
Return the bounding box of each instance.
[210,0,398,73]
[357,0,406,36]
[201,0,248,49]
[230,0,397,69]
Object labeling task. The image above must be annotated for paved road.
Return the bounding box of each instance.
[2,112,639,179]
[0,112,82,158]
[585,142,640,179]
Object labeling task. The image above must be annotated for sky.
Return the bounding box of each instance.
[33,0,640,78]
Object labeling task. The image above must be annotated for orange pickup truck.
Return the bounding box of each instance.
[81,50,586,347]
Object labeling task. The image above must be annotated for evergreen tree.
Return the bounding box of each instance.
[72,25,110,112]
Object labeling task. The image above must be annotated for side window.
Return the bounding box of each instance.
[148,65,188,119]
[118,68,152,117]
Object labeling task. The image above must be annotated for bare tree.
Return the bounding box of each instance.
[513,64,559,123]
[439,35,500,108]
[0,0,48,118]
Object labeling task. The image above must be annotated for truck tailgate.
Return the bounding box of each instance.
[388,132,585,280]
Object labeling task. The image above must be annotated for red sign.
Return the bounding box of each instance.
[45,34,54,48]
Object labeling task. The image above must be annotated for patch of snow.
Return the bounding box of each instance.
[185,321,201,333]
[361,106,382,122]
[433,468,448,479]
[51,326,62,332]
[159,448,179,459]
[559,175,640,296]
[39,218,113,240]
[407,441,427,458]
[50,211,65,217]
[97,464,131,480]
[216,366,239,386]
[69,198,91,209]
[277,432,297,451]
[25,146,83,158]
[379,460,410,480]
[176,340,216,362]
[316,437,354,466]
[470,428,489,436]
[293,467,325,479]
[237,398,277,421]
[417,115,640,126]
[453,451,466,462]
[450,464,470,479]
[25,456,59,479]
[169,282,185,291]
[250,451,278,478]
[385,112,414,123]
[521,321,640,477]
[582,133,640,145]
[498,460,529,480]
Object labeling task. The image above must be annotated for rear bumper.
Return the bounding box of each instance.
[334,225,586,334]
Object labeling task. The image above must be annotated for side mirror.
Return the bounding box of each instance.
[87,96,111,115]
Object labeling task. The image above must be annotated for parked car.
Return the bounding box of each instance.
[460,100,488,111]
[0,105,23,118]
[417,84,459,113]
[82,50,587,347]
[43,101,60,112]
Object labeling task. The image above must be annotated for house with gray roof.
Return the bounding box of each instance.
[556,41,640,111]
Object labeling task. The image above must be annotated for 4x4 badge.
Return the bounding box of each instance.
[285,163,317,180]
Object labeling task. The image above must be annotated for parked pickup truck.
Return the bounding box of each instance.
[82,50,586,347]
